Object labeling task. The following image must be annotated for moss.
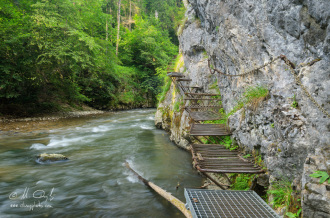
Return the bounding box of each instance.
[158,77,172,103]
[177,17,188,36]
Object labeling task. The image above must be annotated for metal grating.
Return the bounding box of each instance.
[185,189,280,218]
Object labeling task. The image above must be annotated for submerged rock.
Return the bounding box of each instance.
[36,153,68,163]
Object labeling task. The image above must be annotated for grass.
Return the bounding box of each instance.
[173,99,184,112]
[157,54,184,104]
[174,54,184,71]
[267,178,301,217]
[157,77,172,103]
[177,17,188,36]
[227,85,269,117]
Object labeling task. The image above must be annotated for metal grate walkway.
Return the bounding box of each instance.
[185,189,280,218]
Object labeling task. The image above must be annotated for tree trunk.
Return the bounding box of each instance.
[125,162,192,218]
[106,7,109,41]
[129,0,132,31]
[110,7,112,43]
[116,0,121,56]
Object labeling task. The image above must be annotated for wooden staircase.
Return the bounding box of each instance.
[167,71,264,188]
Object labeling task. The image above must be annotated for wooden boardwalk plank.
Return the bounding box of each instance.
[190,123,230,136]
[190,111,222,121]
[177,78,192,82]
[184,98,221,101]
[191,144,264,174]
[185,93,220,96]
[185,105,222,110]
[182,86,202,89]
[167,72,184,77]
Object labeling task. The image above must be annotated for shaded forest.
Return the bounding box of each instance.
[0,0,184,116]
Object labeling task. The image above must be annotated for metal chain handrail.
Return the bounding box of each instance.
[208,55,330,118]
[279,55,330,118]
[208,56,281,77]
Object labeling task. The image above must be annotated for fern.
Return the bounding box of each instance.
[309,171,330,184]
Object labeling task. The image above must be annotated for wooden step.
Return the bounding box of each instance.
[184,105,222,110]
[190,123,230,136]
[189,111,223,121]
[177,78,192,82]
[167,72,184,77]
[185,93,220,96]
[183,86,202,89]
[191,144,264,174]
[184,98,221,101]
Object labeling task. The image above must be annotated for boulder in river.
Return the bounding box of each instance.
[36,153,68,163]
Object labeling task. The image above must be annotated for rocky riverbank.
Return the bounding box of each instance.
[0,109,106,133]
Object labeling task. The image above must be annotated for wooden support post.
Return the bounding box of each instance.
[202,172,229,190]
[193,136,204,144]
[125,162,192,218]
[221,173,233,185]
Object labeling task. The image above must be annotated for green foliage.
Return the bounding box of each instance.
[173,99,184,112]
[309,171,330,184]
[203,51,208,59]
[227,85,269,117]
[173,101,180,112]
[0,0,180,115]
[267,178,302,217]
[243,154,251,158]
[209,80,219,90]
[142,0,184,45]
[267,179,293,209]
[158,77,172,103]
[291,94,298,108]
[286,209,301,218]
[270,123,275,128]
[231,174,254,190]
[173,54,184,71]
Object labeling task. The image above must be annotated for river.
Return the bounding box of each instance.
[0,109,203,218]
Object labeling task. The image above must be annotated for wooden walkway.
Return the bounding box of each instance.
[190,124,230,136]
[189,111,223,121]
[167,71,276,218]
[191,144,264,174]
[167,71,263,178]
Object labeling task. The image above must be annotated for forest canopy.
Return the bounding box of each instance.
[0,0,184,115]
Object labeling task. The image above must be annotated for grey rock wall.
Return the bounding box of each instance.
[156,0,329,217]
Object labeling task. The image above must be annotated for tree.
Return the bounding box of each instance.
[116,0,121,56]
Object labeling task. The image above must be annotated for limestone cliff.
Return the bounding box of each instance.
[156,0,329,217]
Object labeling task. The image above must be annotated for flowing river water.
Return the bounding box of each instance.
[0,109,203,218]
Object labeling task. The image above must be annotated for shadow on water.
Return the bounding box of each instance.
[0,109,203,217]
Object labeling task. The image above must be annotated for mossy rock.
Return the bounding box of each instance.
[36,153,68,163]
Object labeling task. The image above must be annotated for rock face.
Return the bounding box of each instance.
[156,0,329,217]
